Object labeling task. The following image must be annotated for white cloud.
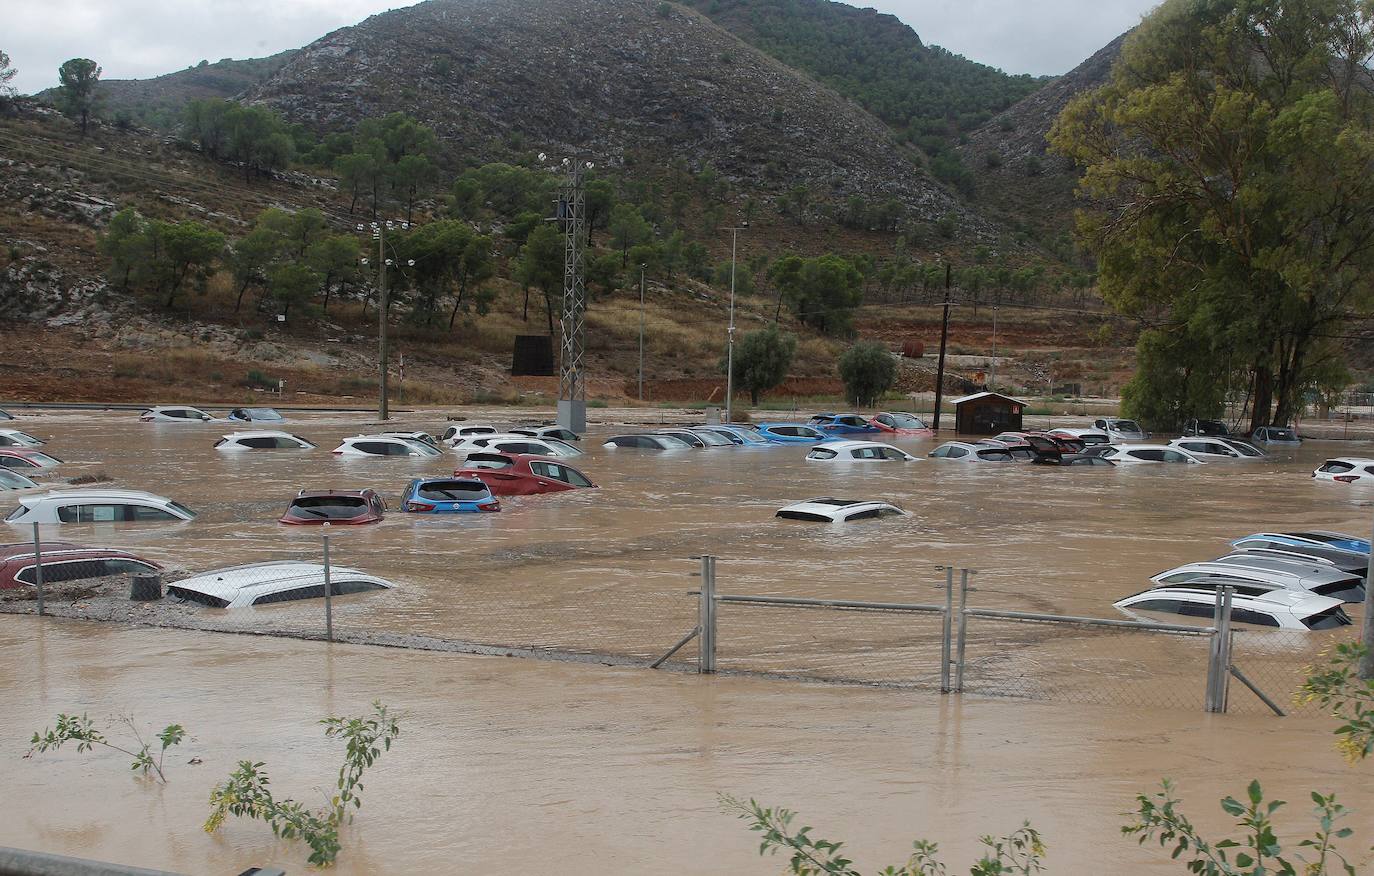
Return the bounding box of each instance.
[5,0,1158,94]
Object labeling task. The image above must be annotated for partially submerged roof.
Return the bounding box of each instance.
[948,391,1028,406]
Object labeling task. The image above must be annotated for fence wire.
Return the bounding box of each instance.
[956,615,1212,709]
[1227,629,1356,716]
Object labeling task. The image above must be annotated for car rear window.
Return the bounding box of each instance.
[808,448,837,459]
[1303,606,1352,629]
[167,586,230,608]
[464,454,513,470]
[776,511,833,522]
[288,497,368,519]
[251,579,387,606]
[417,481,489,501]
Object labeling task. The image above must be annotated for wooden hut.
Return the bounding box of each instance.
[951,391,1026,436]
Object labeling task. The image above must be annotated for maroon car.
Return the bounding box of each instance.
[0,542,162,590]
[454,452,596,496]
[0,449,62,471]
[279,489,386,526]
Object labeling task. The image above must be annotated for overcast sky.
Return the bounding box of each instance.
[7,0,1159,95]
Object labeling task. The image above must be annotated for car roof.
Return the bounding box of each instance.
[812,440,901,451]
[24,489,173,503]
[224,430,303,439]
[172,562,394,600]
[295,489,377,499]
[0,448,49,458]
[1325,457,1374,464]
[1121,585,1343,616]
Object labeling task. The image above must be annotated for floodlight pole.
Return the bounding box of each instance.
[989,305,998,391]
[932,262,953,432]
[725,224,746,422]
[638,264,646,402]
[556,161,589,433]
[378,223,389,421]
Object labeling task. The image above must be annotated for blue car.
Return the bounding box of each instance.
[808,413,881,436]
[755,422,832,444]
[400,477,501,514]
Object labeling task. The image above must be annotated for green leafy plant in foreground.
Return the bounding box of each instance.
[27,713,185,783]
[722,794,1044,875]
[1300,640,1374,762]
[204,701,399,867]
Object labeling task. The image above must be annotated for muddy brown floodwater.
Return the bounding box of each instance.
[0,408,1372,872]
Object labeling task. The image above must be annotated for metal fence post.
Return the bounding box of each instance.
[322,529,333,643]
[698,555,716,673]
[1218,586,1233,713]
[1206,585,1235,713]
[940,567,953,693]
[31,522,44,617]
[954,569,971,693]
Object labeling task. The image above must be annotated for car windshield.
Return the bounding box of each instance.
[417,480,489,501]
[1114,420,1142,432]
[463,455,513,470]
[1270,428,1296,440]
[0,469,35,488]
[890,413,926,428]
[25,453,60,467]
[656,435,691,448]
[287,496,368,519]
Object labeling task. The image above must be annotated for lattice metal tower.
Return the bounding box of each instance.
[556,162,589,433]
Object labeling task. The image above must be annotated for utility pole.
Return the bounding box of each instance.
[725,224,745,423]
[556,160,590,433]
[377,223,389,421]
[932,262,953,432]
[638,264,646,403]
[989,305,998,391]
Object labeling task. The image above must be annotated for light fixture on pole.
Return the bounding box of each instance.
[989,305,999,391]
[359,219,411,420]
[724,222,748,423]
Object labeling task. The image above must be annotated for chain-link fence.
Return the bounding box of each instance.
[0,533,1352,716]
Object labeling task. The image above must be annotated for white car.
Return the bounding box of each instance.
[214,431,317,451]
[694,426,770,446]
[510,426,581,442]
[332,435,444,457]
[0,429,44,447]
[381,431,441,449]
[1095,444,1203,464]
[1094,417,1148,442]
[1050,428,1111,445]
[1313,457,1374,484]
[601,434,692,451]
[928,441,1016,462]
[167,561,395,609]
[451,433,583,458]
[1169,438,1264,460]
[139,405,216,423]
[441,423,500,443]
[0,469,38,491]
[775,497,908,523]
[5,489,196,525]
[1114,585,1350,630]
[806,440,916,462]
[1151,560,1364,602]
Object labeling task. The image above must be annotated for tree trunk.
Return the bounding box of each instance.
[1249,364,1274,434]
[543,287,556,336]
[348,189,358,214]
[235,278,252,313]
[522,284,531,322]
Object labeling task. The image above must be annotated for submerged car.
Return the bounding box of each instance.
[5,490,196,525]
[698,425,771,446]
[450,434,583,459]
[809,413,882,436]
[1181,419,1229,437]
[456,452,597,495]
[214,431,316,451]
[333,435,444,457]
[652,429,707,448]
[1093,418,1148,442]
[755,423,830,444]
[400,478,500,513]
[0,469,38,490]
[806,440,916,462]
[1251,426,1301,446]
[0,449,62,470]
[1312,458,1374,484]
[279,489,386,525]
[139,406,216,423]
[928,442,1016,462]
[601,434,692,450]
[1095,445,1204,465]
[870,412,934,437]
[1231,531,1370,561]
[1168,438,1263,460]
[1030,453,1116,467]
[0,410,12,420]
[976,438,1038,461]
[0,542,161,590]
[227,407,285,423]
[0,429,44,447]
[167,561,395,609]
[775,497,908,523]
[1151,560,1365,603]
[1049,428,1111,446]
[380,431,442,449]
[441,423,500,443]
[1114,585,1350,630]
[510,425,581,442]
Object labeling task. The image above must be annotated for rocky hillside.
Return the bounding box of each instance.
[955,33,1128,233]
[246,0,974,224]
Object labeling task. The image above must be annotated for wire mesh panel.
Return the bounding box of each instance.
[1226,630,1356,716]
[714,601,947,687]
[958,615,1212,709]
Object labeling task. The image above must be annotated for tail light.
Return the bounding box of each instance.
[1334,475,1360,484]
[478,499,500,512]
[405,501,436,512]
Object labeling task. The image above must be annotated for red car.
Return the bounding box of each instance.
[0,542,162,590]
[279,489,386,525]
[869,412,935,437]
[0,449,62,470]
[454,452,596,496]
